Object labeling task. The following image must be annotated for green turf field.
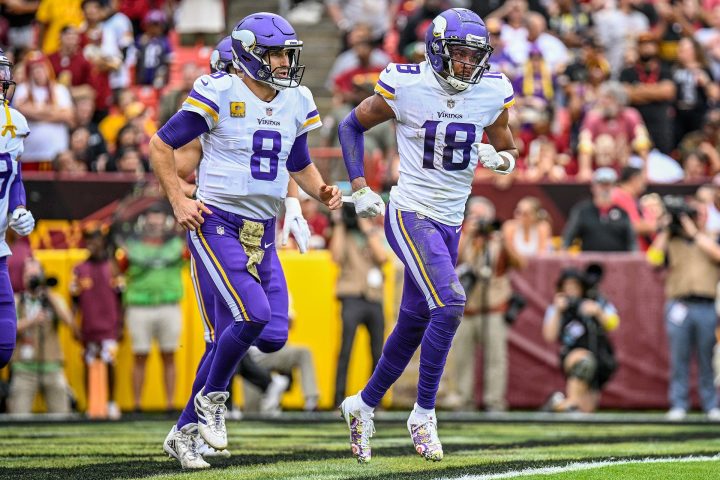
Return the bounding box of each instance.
[1,416,719,479]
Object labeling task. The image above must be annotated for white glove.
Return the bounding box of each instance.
[475,142,503,170]
[352,187,385,218]
[282,197,310,253]
[9,207,35,236]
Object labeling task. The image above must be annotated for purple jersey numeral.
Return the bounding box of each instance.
[396,64,420,74]
[421,121,476,171]
[250,130,281,181]
[0,154,13,198]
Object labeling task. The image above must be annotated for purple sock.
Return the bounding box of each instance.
[204,320,266,393]
[361,308,429,408]
[177,343,215,428]
[417,305,464,409]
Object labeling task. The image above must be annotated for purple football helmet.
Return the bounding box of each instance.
[231,12,304,90]
[425,8,494,91]
[0,49,15,103]
[210,36,233,73]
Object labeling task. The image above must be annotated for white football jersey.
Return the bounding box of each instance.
[376,61,514,225]
[182,72,321,219]
[0,105,29,257]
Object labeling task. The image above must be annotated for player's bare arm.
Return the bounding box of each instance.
[290,163,342,210]
[481,108,519,174]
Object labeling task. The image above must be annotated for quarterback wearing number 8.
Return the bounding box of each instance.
[338,8,517,463]
[149,12,341,469]
[0,49,36,369]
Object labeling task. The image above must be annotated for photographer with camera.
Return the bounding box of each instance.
[647,195,720,421]
[8,258,75,414]
[450,197,523,412]
[542,265,619,413]
[330,202,388,407]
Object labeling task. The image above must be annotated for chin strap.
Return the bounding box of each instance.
[1,100,16,139]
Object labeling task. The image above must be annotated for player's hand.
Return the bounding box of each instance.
[320,184,343,210]
[9,208,35,236]
[474,143,504,170]
[172,196,212,231]
[282,197,311,253]
[352,187,385,218]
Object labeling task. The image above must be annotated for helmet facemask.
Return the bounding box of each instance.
[0,61,15,103]
[430,37,493,91]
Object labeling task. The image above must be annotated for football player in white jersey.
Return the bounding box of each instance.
[150,13,341,469]
[337,8,518,463]
[0,48,36,369]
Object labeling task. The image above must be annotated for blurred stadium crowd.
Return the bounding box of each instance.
[1,0,720,420]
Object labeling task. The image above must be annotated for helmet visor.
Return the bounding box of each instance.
[441,39,493,84]
[0,64,12,82]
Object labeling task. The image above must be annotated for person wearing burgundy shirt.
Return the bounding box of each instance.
[612,166,657,251]
[48,25,93,92]
[70,228,123,419]
[562,168,638,252]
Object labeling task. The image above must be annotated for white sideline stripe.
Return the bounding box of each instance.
[439,455,720,480]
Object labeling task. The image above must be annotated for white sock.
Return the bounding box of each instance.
[414,403,435,416]
[357,392,374,414]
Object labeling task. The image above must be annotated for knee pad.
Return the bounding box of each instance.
[431,304,465,324]
[228,320,267,346]
[568,355,597,383]
[254,338,286,354]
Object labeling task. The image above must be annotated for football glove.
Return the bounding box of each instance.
[282,197,310,253]
[9,207,34,236]
[352,187,385,218]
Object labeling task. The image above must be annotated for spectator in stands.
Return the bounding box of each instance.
[647,196,720,421]
[48,25,93,96]
[542,266,619,413]
[451,197,520,411]
[486,17,517,79]
[491,0,529,67]
[593,0,651,75]
[673,37,720,147]
[502,196,552,263]
[70,227,123,419]
[133,9,172,89]
[325,24,391,94]
[14,51,74,168]
[513,46,556,105]
[118,0,163,39]
[640,193,666,243]
[682,150,712,182]
[612,166,657,251]
[577,81,651,180]
[114,147,145,176]
[326,0,390,49]
[159,62,202,126]
[523,12,569,73]
[330,202,387,407]
[80,0,122,121]
[98,89,136,148]
[72,87,109,171]
[1,0,39,51]
[397,0,445,60]
[54,149,88,174]
[562,168,637,252]
[120,204,185,412]
[104,0,134,94]
[36,0,84,55]
[620,33,677,154]
[108,123,148,171]
[8,258,75,414]
[547,0,594,50]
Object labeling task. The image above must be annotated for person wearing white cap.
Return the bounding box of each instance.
[561,167,637,252]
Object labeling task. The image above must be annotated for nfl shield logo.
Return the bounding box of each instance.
[216,226,224,236]
[266,107,273,116]
[447,99,455,109]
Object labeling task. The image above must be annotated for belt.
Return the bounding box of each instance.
[676,295,715,304]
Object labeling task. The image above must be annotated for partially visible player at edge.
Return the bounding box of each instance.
[0,48,36,369]
[149,13,341,469]
[337,8,518,463]
[164,35,314,465]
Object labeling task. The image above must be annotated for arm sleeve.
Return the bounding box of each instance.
[338,109,368,181]
[297,86,322,137]
[8,167,26,212]
[287,133,312,172]
[157,110,209,149]
[181,75,221,129]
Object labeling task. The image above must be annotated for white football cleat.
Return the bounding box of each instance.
[195,388,229,450]
[163,424,211,469]
[196,434,232,458]
[407,409,443,461]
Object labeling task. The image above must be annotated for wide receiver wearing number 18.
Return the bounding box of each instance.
[337,8,518,463]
